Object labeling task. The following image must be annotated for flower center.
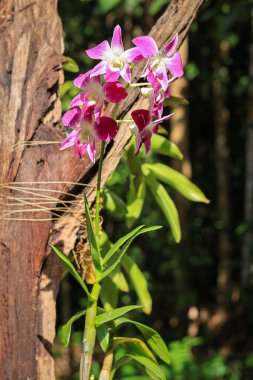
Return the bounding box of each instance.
[79,121,95,143]
[105,49,126,71]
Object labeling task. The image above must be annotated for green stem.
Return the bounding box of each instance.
[95,141,106,240]
[80,282,101,380]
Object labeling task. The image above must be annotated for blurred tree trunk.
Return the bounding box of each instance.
[213,42,232,296]
[170,38,193,314]
[241,8,253,286]
[0,0,203,379]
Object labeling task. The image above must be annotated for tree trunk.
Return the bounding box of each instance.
[0,0,204,378]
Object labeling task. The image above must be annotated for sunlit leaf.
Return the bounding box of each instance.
[61,310,85,347]
[50,245,91,298]
[97,323,110,353]
[151,134,183,160]
[115,318,170,364]
[103,188,127,219]
[62,56,79,72]
[122,255,152,314]
[84,194,102,278]
[163,95,189,107]
[125,355,166,380]
[141,167,181,242]
[100,276,119,310]
[113,337,157,362]
[144,163,210,204]
[126,176,146,228]
[95,305,142,326]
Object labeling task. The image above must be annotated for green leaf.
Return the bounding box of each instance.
[125,355,166,380]
[122,255,152,315]
[50,245,91,298]
[101,226,162,279]
[142,168,181,242]
[62,56,79,72]
[110,268,129,292]
[100,276,119,310]
[97,323,110,353]
[98,0,121,13]
[151,134,183,160]
[95,305,142,326]
[115,318,170,364]
[126,176,146,228]
[144,163,210,204]
[163,95,189,107]
[103,188,127,219]
[61,310,85,347]
[113,337,157,362]
[84,195,102,278]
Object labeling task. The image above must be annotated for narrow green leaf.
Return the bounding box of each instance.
[144,163,210,204]
[103,188,127,219]
[61,310,85,347]
[122,255,152,314]
[95,305,142,326]
[142,168,181,242]
[125,355,166,380]
[110,268,129,292]
[62,56,79,72]
[100,276,119,311]
[97,323,110,353]
[113,337,157,362]
[151,134,183,160]
[101,226,162,279]
[115,318,170,364]
[163,95,189,107]
[126,176,146,228]
[84,195,102,277]
[102,225,144,266]
[50,245,91,298]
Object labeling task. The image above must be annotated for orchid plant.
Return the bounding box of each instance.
[52,25,208,380]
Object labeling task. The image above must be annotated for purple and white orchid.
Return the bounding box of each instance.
[130,109,173,155]
[86,25,142,83]
[133,34,184,92]
[61,105,117,163]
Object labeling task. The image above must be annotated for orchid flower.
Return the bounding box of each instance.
[86,25,143,83]
[61,106,117,163]
[141,85,171,119]
[132,34,183,91]
[70,72,128,116]
[130,109,173,155]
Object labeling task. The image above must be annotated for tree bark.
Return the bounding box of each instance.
[0,0,203,378]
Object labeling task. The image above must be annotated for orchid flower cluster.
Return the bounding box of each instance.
[61,25,184,162]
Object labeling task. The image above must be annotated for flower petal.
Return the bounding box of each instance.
[111,25,123,51]
[124,47,144,63]
[86,40,110,59]
[103,81,128,103]
[120,64,131,83]
[95,116,118,142]
[60,130,78,150]
[167,52,184,77]
[87,140,96,163]
[91,61,107,77]
[153,112,174,126]
[156,62,168,91]
[62,107,81,127]
[163,33,179,55]
[73,70,92,88]
[69,93,83,108]
[131,109,151,131]
[104,66,121,82]
[132,36,158,58]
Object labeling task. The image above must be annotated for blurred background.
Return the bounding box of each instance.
[55,0,253,379]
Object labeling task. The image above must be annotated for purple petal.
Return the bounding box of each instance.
[62,107,81,127]
[156,63,168,91]
[135,132,142,155]
[111,25,123,51]
[78,142,88,158]
[167,52,184,77]
[87,140,96,163]
[163,34,179,55]
[104,66,121,82]
[60,130,78,150]
[86,40,110,59]
[132,36,158,58]
[95,116,118,142]
[70,93,83,108]
[103,81,128,103]
[131,109,151,131]
[124,47,144,63]
[91,61,107,77]
[73,71,92,88]
[120,64,131,83]
[153,112,174,126]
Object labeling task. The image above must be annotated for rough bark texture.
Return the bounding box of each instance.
[0,0,203,379]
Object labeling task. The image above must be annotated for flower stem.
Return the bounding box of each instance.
[95,141,105,241]
[130,82,151,87]
[80,282,101,380]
